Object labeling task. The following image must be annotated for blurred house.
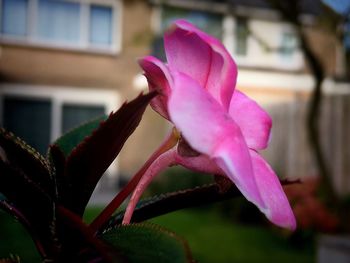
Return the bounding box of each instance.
[0,0,349,196]
[0,0,161,195]
[145,0,350,194]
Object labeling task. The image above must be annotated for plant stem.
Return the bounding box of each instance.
[102,179,300,229]
[90,128,179,233]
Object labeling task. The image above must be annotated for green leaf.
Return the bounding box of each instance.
[64,92,157,215]
[53,115,107,158]
[48,117,106,203]
[0,199,48,260]
[102,223,194,263]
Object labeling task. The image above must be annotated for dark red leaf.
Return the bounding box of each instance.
[64,92,157,215]
[56,206,126,263]
[0,160,58,258]
[0,129,54,198]
[0,200,48,259]
[48,145,70,204]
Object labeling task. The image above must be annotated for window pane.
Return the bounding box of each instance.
[281,32,296,60]
[155,7,222,60]
[62,104,105,133]
[37,0,80,43]
[161,7,222,39]
[3,97,51,155]
[1,0,28,36]
[90,5,112,45]
[235,18,248,55]
[151,36,166,62]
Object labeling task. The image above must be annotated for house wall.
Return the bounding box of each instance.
[228,18,304,71]
[304,26,340,76]
[0,0,348,195]
[0,0,151,94]
[0,0,169,178]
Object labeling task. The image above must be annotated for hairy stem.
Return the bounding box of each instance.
[90,128,179,233]
[122,148,177,224]
[102,179,300,231]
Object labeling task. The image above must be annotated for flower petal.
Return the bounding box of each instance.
[229,91,272,150]
[175,152,222,175]
[250,150,296,230]
[138,56,172,119]
[165,20,237,110]
[168,72,265,209]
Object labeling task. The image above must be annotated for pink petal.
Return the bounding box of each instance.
[175,152,223,175]
[229,90,272,150]
[138,56,173,120]
[250,150,296,230]
[165,20,237,110]
[168,72,265,210]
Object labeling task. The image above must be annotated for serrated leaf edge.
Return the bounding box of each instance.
[0,128,51,175]
[102,222,194,262]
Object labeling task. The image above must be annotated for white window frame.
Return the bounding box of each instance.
[0,0,123,55]
[0,83,121,177]
[278,27,299,62]
[152,6,304,71]
[224,16,304,70]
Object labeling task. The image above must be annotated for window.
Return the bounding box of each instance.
[280,32,297,60]
[0,85,119,155]
[152,6,223,60]
[62,104,105,133]
[161,7,223,40]
[1,0,28,36]
[3,96,51,154]
[90,5,112,45]
[3,97,104,155]
[235,17,248,56]
[0,0,121,53]
[37,0,81,43]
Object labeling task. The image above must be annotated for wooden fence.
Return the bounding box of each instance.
[263,84,350,195]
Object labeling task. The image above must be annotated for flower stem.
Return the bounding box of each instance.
[90,128,179,233]
[122,148,177,224]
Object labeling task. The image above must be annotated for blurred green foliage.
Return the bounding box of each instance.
[0,210,41,262]
[145,167,266,225]
[146,167,214,195]
[1,207,314,263]
[150,209,314,263]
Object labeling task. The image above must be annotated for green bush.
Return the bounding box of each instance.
[146,167,214,196]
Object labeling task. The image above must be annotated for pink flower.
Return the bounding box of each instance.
[124,20,296,230]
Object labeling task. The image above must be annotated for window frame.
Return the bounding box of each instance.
[0,83,121,180]
[0,0,122,55]
[0,83,120,142]
[152,3,307,71]
[226,16,303,70]
[235,17,248,56]
[279,30,298,61]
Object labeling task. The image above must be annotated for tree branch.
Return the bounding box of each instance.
[265,0,337,202]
